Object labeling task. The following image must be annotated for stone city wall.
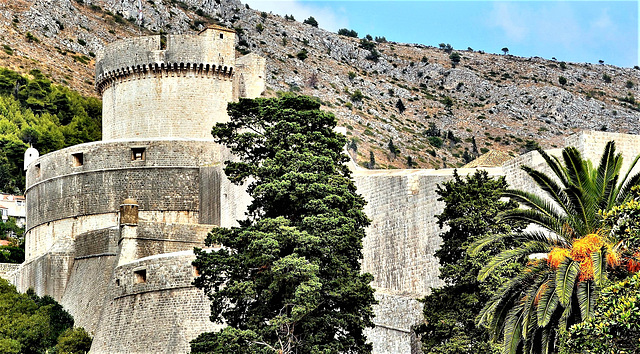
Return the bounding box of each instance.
[0,263,20,280]
[25,140,225,187]
[366,290,424,354]
[354,167,503,295]
[91,251,220,354]
[12,238,75,301]
[61,255,118,334]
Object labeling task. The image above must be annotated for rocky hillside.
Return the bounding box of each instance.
[2,0,639,169]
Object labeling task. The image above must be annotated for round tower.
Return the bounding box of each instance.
[95,25,236,140]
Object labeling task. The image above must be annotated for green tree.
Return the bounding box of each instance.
[387,138,400,160]
[191,95,376,353]
[558,76,567,86]
[337,28,358,38]
[474,141,640,353]
[303,16,318,27]
[449,52,461,66]
[55,327,93,354]
[0,279,77,354]
[502,47,509,55]
[416,170,523,354]
[368,150,375,169]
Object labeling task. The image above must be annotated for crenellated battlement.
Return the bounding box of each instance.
[96,62,234,95]
[94,25,265,141]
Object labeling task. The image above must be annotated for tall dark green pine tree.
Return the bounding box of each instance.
[415,170,523,354]
[191,94,376,354]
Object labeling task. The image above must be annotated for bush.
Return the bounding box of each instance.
[337,28,358,37]
[449,52,461,65]
[55,327,93,354]
[559,274,640,353]
[558,76,567,85]
[428,136,443,148]
[602,73,612,83]
[296,49,308,61]
[303,16,318,27]
[350,89,364,102]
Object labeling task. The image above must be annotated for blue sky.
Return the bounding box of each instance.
[243,1,639,68]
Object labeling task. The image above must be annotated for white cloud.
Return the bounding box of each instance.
[488,2,528,42]
[242,0,349,31]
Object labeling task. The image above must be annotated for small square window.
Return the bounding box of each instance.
[134,269,146,284]
[219,33,224,39]
[72,153,83,167]
[131,147,146,161]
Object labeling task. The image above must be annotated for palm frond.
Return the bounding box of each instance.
[521,276,546,339]
[478,241,550,281]
[468,232,508,255]
[564,185,595,233]
[521,166,572,216]
[595,141,623,207]
[512,229,570,248]
[555,258,580,306]
[536,280,559,327]
[562,146,593,191]
[591,247,608,288]
[501,208,571,239]
[615,156,640,204]
[503,189,565,220]
[534,148,569,187]
[577,281,595,322]
[502,303,526,354]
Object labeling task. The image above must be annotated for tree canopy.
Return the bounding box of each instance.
[0,278,78,354]
[415,170,523,354]
[191,94,376,353]
[0,67,101,193]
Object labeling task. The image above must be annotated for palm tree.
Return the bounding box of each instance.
[474,141,640,353]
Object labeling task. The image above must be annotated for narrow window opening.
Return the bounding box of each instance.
[72,153,83,167]
[219,33,223,39]
[131,147,146,161]
[115,279,120,286]
[35,163,41,177]
[134,269,147,284]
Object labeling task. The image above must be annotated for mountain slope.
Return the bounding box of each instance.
[3,0,639,169]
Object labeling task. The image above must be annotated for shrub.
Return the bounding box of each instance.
[428,136,443,148]
[337,28,358,37]
[602,73,612,83]
[55,327,93,354]
[296,49,308,61]
[558,76,567,85]
[303,16,318,27]
[350,90,364,102]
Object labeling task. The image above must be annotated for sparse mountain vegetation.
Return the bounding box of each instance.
[0,0,638,173]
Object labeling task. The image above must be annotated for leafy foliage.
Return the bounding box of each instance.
[303,16,318,27]
[54,327,93,354]
[559,273,640,353]
[191,95,376,353]
[415,170,523,354]
[0,67,101,193]
[475,141,640,353]
[0,278,79,354]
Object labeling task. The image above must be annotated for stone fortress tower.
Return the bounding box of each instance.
[12,25,266,353]
[6,22,640,354]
